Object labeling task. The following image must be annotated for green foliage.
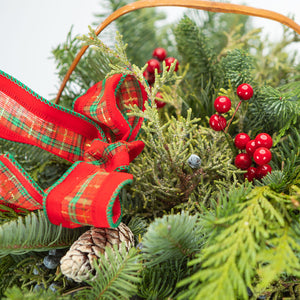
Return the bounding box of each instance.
[51,28,115,107]
[173,16,220,120]
[141,212,204,266]
[175,16,218,86]
[137,260,185,299]
[1,0,299,298]
[186,10,257,54]
[3,285,69,300]
[77,244,142,300]
[94,0,172,67]
[178,185,300,300]
[0,255,17,296]
[129,106,240,216]
[252,26,300,87]
[135,212,205,299]
[0,211,86,257]
[220,48,254,88]
[247,85,299,137]
[0,140,70,193]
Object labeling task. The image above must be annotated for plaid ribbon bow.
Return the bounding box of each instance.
[0,70,148,228]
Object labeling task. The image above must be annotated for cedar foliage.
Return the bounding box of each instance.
[0,0,299,299]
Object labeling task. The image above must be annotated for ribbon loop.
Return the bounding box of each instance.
[73,74,148,142]
[0,70,148,228]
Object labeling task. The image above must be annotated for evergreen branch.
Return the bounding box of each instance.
[77,244,142,300]
[220,48,254,89]
[130,105,241,214]
[78,28,130,69]
[0,211,86,257]
[94,0,170,67]
[218,26,261,59]
[3,285,69,300]
[247,85,299,136]
[174,16,218,85]
[0,140,70,191]
[137,260,186,299]
[256,225,300,291]
[141,212,205,266]
[178,186,296,300]
[51,28,112,107]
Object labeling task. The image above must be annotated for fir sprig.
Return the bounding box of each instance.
[3,285,69,300]
[0,211,86,257]
[141,212,205,266]
[247,85,299,138]
[77,244,142,300]
[78,28,179,103]
[137,260,185,299]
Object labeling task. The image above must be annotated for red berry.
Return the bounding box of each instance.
[255,133,273,149]
[235,153,252,170]
[209,114,226,131]
[256,164,272,179]
[253,147,272,165]
[152,47,167,61]
[164,57,179,72]
[147,58,161,74]
[155,92,166,108]
[244,166,257,182]
[214,96,231,114]
[234,133,251,150]
[245,140,257,157]
[237,83,254,100]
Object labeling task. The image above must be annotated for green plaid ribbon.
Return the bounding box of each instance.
[0,71,148,228]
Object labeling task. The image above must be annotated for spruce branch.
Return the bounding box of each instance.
[77,244,142,300]
[220,48,254,89]
[247,85,299,138]
[137,260,186,299]
[0,211,86,257]
[141,212,205,266]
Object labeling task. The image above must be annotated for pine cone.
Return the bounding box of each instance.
[60,223,134,282]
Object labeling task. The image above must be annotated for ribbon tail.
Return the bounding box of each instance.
[44,162,133,228]
[0,70,104,163]
[0,153,44,212]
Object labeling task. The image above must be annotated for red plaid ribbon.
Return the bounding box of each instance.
[0,70,147,228]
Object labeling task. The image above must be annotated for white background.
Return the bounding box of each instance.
[0,0,299,99]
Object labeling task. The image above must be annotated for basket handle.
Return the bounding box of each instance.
[55,0,300,104]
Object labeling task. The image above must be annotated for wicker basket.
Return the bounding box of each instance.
[55,0,300,104]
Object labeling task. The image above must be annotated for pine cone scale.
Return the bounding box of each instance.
[60,223,134,282]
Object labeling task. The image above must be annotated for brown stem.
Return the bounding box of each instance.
[225,100,242,134]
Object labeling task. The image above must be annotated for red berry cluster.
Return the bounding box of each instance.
[209,83,253,132]
[144,48,179,86]
[234,132,273,181]
[143,47,179,108]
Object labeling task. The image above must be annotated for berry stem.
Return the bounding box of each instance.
[225,100,242,134]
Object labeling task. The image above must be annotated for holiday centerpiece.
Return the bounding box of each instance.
[0,1,299,299]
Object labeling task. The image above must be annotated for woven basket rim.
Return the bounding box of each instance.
[55,0,300,104]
